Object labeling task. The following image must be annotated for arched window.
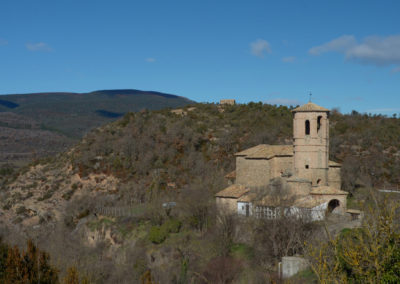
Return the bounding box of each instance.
[317,116,322,133]
[317,178,321,185]
[305,120,310,135]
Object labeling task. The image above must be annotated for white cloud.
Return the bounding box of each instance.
[26,42,53,52]
[309,35,356,55]
[282,56,296,63]
[145,57,156,63]
[250,39,271,58]
[265,98,302,106]
[0,38,8,46]
[309,35,400,69]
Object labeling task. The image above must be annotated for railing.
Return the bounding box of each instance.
[94,205,147,218]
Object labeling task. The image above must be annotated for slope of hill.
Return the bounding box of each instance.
[0,89,194,166]
[2,103,400,282]
[3,103,400,230]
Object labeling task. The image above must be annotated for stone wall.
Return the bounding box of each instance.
[287,180,312,196]
[328,167,341,189]
[270,156,293,179]
[235,156,270,187]
[220,99,236,105]
[281,256,309,278]
[216,197,237,214]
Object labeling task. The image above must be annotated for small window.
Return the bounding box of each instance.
[305,120,310,135]
[305,165,309,169]
[317,178,321,184]
[317,116,322,133]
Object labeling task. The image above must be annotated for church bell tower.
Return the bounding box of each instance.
[292,101,330,186]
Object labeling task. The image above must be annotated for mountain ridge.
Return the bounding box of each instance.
[0,88,194,166]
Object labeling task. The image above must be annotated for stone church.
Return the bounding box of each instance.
[215,101,349,221]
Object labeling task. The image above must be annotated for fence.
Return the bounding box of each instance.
[94,205,147,218]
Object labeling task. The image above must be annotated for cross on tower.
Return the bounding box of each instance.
[309,92,312,102]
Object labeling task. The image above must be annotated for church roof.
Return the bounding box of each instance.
[329,160,342,167]
[238,191,258,203]
[215,184,249,199]
[292,102,330,112]
[224,170,236,179]
[235,144,293,159]
[293,196,324,208]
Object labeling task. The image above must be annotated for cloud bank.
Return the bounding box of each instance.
[26,42,53,52]
[250,39,271,58]
[309,35,400,68]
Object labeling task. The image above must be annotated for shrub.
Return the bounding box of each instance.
[12,217,23,224]
[62,188,77,200]
[37,189,55,201]
[2,203,11,211]
[16,206,26,215]
[24,192,33,200]
[77,209,90,219]
[148,226,168,244]
[163,218,182,234]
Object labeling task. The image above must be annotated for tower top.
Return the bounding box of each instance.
[292,102,330,113]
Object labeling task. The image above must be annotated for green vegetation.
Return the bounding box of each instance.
[148,218,182,244]
[307,195,400,283]
[148,225,169,244]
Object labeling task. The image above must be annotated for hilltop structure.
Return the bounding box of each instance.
[220,99,236,105]
[215,102,349,221]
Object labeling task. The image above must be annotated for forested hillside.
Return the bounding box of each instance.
[0,89,193,167]
[1,102,400,282]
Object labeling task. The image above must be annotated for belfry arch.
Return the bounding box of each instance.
[305,120,310,135]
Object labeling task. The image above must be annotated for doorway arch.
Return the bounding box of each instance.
[327,199,340,213]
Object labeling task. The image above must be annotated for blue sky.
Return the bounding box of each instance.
[1,0,400,114]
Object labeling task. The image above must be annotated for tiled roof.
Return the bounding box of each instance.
[235,144,293,159]
[292,102,329,112]
[255,194,297,207]
[293,196,323,208]
[310,186,348,195]
[238,191,257,203]
[215,184,249,198]
[329,160,342,167]
[224,170,236,179]
[240,188,298,206]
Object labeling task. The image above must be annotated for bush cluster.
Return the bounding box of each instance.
[148,218,182,244]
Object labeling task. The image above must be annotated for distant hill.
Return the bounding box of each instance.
[0,89,194,166]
